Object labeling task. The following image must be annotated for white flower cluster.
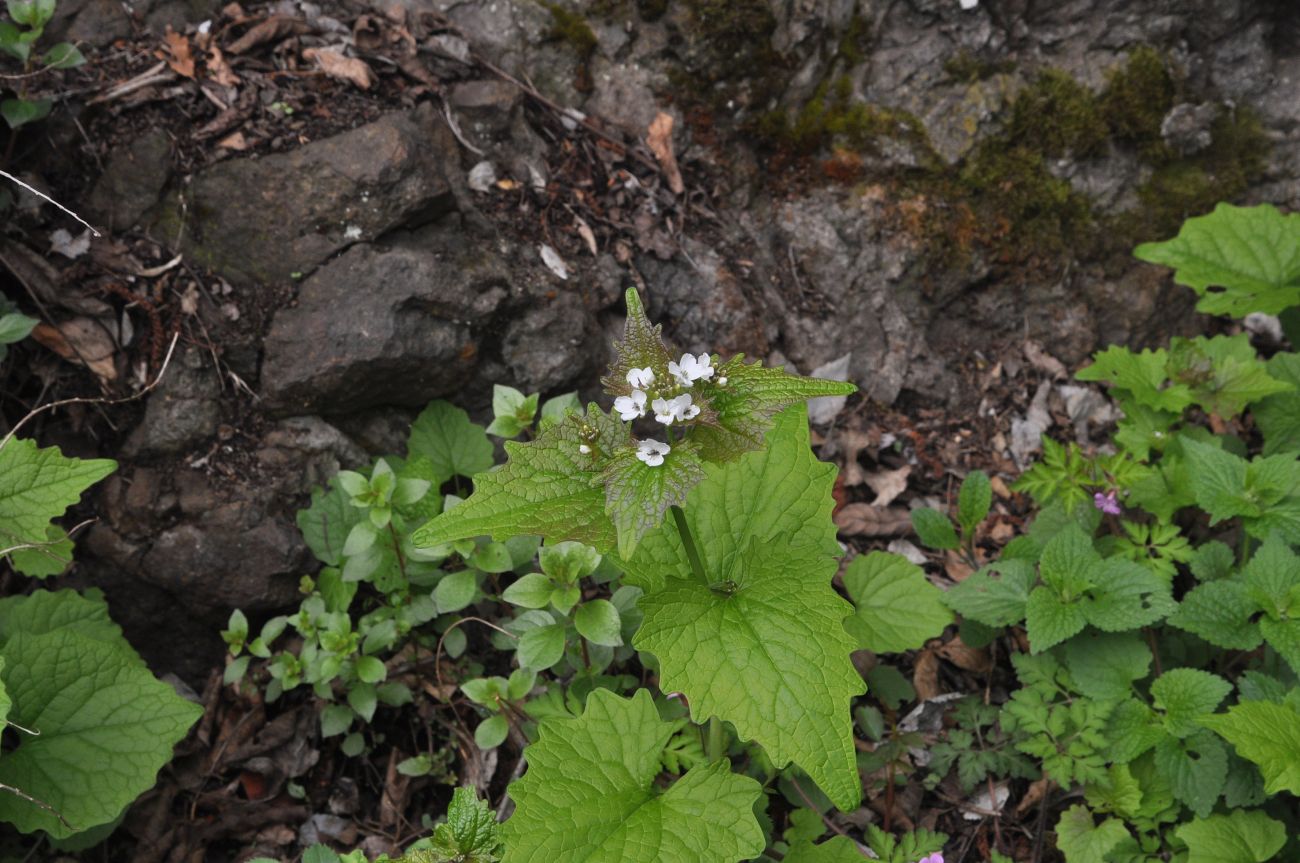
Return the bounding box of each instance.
[608,353,717,466]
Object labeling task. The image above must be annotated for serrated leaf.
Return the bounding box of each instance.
[0,596,202,837]
[1256,352,1300,457]
[601,441,705,557]
[0,437,115,577]
[1175,809,1286,863]
[1081,557,1177,632]
[408,401,495,487]
[1105,699,1164,764]
[691,357,857,463]
[909,507,959,550]
[1054,805,1128,863]
[1200,700,1300,795]
[413,408,622,551]
[599,288,674,398]
[1151,669,1232,737]
[957,470,992,534]
[842,553,952,653]
[1133,202,1300,316]
[1154,730,1227,818]
[1076,345,1192,413]
[430,786,502,863]
[943,560,1035,627]
[619,407,863,809]
[1259,617,1300,678]
[1168,334,1293,418]
[501,689,764,863]
[783,836,866,863]
[1168,580,1261,650]
[1061,631,1151,701]
[1025,587,1087,652]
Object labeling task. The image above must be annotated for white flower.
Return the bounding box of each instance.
[636,438,670,467]
[653,393,700,425]
[626,366,655,389]
[718,376,728,386]
[669,352,715,386]
[579,444,591,454]
[614,389,647,420]
[959,0,979,8]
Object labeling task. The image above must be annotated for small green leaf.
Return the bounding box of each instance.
[944,560,1036,627]
[0,310,37,345]
[1,97,50,129]
[347,682,377,722]
[502,573,553,609]
[469,541,515,573]
[842,552,952,653]
[537,540,601,583]
[1061,631,1151,701]
[910,507,959,550]
[354,655,386,684]
[599,288,674,399]
[1025,586,1087,652]
[1201,700,1300,795]
[397,754,434,777]
[43,42,85,68]
[475,714,509,749]
[320,704,352,737]
[434,570,479,614]
[573,599,622,647]
[1054,804,1129,863]
[430,786,503,862]
[1255,352,1300,457]
[1175,809,1287,863]
[1133,202,1300,316]
[957,470,992,534]
[1169,580,1261,649]
[501,689,764,863]
[1076,345,1192,413]
[408,401,495,486]
[517,622,566,670]
[539,391,581,429]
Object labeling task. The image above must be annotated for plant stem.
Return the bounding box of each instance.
[705,716,724,762]
[670,505,709,587]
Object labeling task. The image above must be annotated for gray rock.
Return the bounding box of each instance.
[260,221,510,415]
[149,104,454,285]
[89,129,173,231]
[123,346,222,456]
[1160,102,1219,156]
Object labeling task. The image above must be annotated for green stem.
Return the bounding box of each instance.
[670,505,708,587]
[706,717,724,762]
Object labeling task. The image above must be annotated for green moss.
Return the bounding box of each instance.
[542,2,598,59]
[837,13,872,66]
[673,0,783,103]
[1099,45,1177,159]
[1008,69,1108,158]
[957,143,1094,256]
[943,51,1017,84]
[755,76,931,160]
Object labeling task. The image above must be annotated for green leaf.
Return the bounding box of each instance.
[573,599,622,647]
[354,655,387,684]
[910,507,959,550]
[43,42,85,68]
[842,552,953,653]
[691,356,857,463]
[487,385,538,439]
[298,481,365,566]
[1201,700,1300,795]
[408,401,495,487]
[1060,631,1151,701]
[502,690,763,863]
[957,470,992,534]
[0,98,50,130]
[599,288,674,398]
[413,407,621,551]
[0,311,37,345]
[469,541,515,574]
[475,714,509,749]
[1256,352,1300,457]
[943,560,1036,627]
[539,392,581,429]
[538,540,601,583]
[1025,586,1088,652]
[517,622,566,670]
[1053,804,1129,863]
[0,437,115,578]
[1154,730,1227,818]
[1080,557,1176,632]
[430,786,502,863]
[1076,345,1192,413]
[620,406,863,810]
[1151,669,1232,738]
[1175,809,1287,863]
[783,836,866,863]
[1168,334,1293,418]
[347,682,377,722]
[0,595,202,838]
[600,441,705,557]
[1168,580,1261,650]
[434,571,479,614]
[502,573,553,609]
[1133,202,1300,316]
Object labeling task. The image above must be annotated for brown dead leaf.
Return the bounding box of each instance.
[834,503,912,537]
[865,464,911,507]
[31,319,117,382]
[912,649,943,701]
[217,130,249,150]
[989,475,1012,498]
[303,47,375,90]
[1023,340,1067,379]
[159,27,195,78]
[227,16,313,54]
[645,111,684,195]
[575,217,598,256]
[206,42,239,86]
[1016,778,1052,816]
[937,635,993,673]
[836,428,876,487]
[989,520,1015,543]
[943,550,975,582]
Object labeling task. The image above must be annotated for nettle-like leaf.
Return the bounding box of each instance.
[501,689,764,863]
[1256,352,1300,457]
[1060,631,1151,701]
[1167,335,1293,419]
[1076,345,1193,414]
[1177,436,1300,543]
[782,836,866,863]
[1133,202,1300,316]
[619,406,863,810]
[413,407,623,552]
[1175,809,1287,863]
[407,401,495,488]
[0,590,202,838]
[1054,804,1129,863]
[428,786,501,863]
[599,288,674,397]
[0,436,116,577]
[600,441,705,558]
[944,559,1036,627]
[1201,699,1300,795]
[843,552,953,653]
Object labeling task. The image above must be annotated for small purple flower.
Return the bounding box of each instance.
[916,854,943,863]
[1094,490,1121,516]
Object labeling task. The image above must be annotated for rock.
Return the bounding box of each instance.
[123,346,221,456]
[1160,102,1219,156]
[149,105,454,285]
[501,289,597,393]
[88,129,173,231]
[260,220,510,415]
